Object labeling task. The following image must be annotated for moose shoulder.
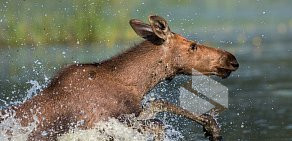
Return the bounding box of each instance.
[1,15,238,141]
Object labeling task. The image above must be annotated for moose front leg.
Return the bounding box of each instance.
[138,100,222,141]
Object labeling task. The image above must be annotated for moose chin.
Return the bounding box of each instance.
[0,15,238,141]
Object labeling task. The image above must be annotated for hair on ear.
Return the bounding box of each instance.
[129,19,153,39]
[129,19,164,44]
[129,15,171,44]
[148,15,171,41]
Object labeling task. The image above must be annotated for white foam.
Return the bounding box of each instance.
[59,118,183,141]
[58,118,152,141]
[0,113,39,141]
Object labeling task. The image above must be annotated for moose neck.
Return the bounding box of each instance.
[102,40,176,99]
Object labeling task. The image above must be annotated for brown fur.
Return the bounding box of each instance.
[1,15,238,140]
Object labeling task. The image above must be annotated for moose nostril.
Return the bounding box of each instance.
[231,62,239,68]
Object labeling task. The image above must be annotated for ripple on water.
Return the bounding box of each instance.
[272,89,292,97]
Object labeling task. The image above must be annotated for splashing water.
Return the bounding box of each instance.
[1,113,182,141]
[0,111,40,141]
[59,118,183,141]
[24,80,46,102]
[59,118,153,141]
[0,79,44,141]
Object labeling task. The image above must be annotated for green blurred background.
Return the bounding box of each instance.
[0,0,292,140]
[1,0,291,47]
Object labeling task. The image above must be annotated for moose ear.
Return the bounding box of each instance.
[148,15,171,41]
[129,19,157,41]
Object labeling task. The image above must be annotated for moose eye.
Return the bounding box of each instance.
[190,43,197,51]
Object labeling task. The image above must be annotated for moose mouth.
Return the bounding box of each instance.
[199,68,232,79]
[215,68,233,79]
[188,67,237,79]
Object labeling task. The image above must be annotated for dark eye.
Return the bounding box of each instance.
[190,43,197,51]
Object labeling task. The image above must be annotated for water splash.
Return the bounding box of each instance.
[58,118,183,141]
[0,78,45,141]
[58,118,152,141]
[0,112,39,141]
[24,80,44,102]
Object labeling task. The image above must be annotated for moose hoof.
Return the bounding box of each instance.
[200,114,222,141]
[203,127,223,141]
[203,126,212,138]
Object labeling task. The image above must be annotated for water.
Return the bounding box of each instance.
[0,40,291,140]
[220,42,292,141]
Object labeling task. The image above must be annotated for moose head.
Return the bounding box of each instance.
[130,15,239,79]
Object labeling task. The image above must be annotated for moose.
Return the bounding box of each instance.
[0,15,238,141]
